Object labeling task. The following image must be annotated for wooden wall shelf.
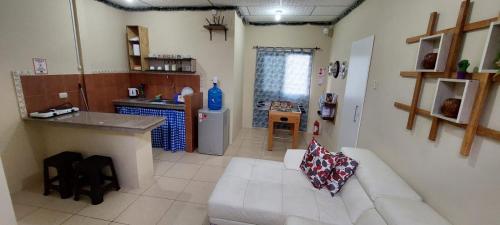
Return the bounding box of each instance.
[406,17,499,44]
[394,102,500,140]
[415,33,452,72]
[146,57,197,73]
[394,0,500,156]
[126,25,149,71]
[479,21,500,73]
[144,70,197,74]
[203,25,228,41]
[430,78,479,124]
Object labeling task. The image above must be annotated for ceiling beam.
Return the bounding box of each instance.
[94,0,365,26]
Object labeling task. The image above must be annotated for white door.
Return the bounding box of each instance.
[339,35,375,148]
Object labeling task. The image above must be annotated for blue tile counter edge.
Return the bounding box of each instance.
[113,98,185,111]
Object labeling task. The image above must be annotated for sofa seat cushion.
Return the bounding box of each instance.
[284,149,307,170]
[355,209,387,225]
[375,197,451,225]
[286,216,337,225]
[210,217,255,225]
[342,147,421,201]
[209,157,354,225]
[338,176,375,223]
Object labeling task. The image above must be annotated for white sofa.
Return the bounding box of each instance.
[208,147,451,225]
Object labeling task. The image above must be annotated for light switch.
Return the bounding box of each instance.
[59,92,68,99]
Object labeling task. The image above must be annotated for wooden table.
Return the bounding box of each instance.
[267,110,301,151]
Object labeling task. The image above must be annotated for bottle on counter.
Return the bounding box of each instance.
[208,77,222,110]
[171,60,177,71]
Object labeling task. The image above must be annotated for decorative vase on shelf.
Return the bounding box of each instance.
[208,77,222,110]
[441,98,461,118]
[422,53,438,70]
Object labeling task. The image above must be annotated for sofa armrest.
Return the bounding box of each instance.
[283,149,306,170]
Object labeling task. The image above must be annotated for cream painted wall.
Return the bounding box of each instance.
[0,0,79,192]
[232,13,246,140]
[77,2,244,139]
[324,1,500,225]
[125,10,241,141]
[0,159,16,225]
[0,1,243,195]
[76,0,129,73]
[241,25,333,132]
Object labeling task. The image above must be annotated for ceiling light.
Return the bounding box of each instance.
[275,10,282,22]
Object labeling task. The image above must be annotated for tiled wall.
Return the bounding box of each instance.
[21,73,201,114]
[84,73,130,113]
[129,73,200,100]
[21,75,83,113]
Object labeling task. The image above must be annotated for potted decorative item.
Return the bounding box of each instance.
[441,98,461,118]
[422,52,438,70]
[457,59,470,79]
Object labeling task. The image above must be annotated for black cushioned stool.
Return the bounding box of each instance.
[43,151,83,199]
[73,155,120,205]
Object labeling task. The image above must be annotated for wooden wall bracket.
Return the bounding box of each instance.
[406,12,438,130]
[395,0,500,156]
[394,102,500,140]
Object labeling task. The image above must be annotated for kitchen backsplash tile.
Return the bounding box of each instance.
[83,73,130,113]
[20,73,200,114]
[21,74,83,113]
[129,73,200,99]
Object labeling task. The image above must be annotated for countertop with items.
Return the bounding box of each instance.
[112,98,185,110]
[24,111,165,133]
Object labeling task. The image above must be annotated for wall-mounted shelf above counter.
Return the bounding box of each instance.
[128,71,199,76]
[145,57,196,73]
[143,70,197,74]
[203,25,228,41]
[126,25,149,71]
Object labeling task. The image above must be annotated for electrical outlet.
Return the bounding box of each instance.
[59,92,68,99]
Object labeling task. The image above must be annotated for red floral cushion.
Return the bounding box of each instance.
[300,139,337,189]
[325,152,358,196]
[299,138,321,172]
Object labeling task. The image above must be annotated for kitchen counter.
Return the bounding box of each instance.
[113,98,185,110]
[26,111,164,189]
[24,111,165,133]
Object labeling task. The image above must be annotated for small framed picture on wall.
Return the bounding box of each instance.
[32,58,48,74]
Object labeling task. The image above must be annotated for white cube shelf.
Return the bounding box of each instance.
[431,78,479,124]
[415,33,453,72]
[479,21,500,73]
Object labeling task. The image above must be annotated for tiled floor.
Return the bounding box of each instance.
[11,128,317,225]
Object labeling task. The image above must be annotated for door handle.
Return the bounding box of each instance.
[353,105,359,122]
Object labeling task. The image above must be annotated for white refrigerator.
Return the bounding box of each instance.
[198,108,230,155]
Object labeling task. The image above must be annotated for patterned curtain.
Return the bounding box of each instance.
[116,106,186,152]
[252,48,312,131]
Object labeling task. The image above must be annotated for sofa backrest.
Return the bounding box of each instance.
[341,147,422,201]
[341,147,452,225]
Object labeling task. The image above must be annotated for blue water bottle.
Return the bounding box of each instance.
[208,77,222,110]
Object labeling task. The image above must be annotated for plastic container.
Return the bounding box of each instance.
[208,77,222,110]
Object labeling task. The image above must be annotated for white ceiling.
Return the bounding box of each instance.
[104,0,357,23]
